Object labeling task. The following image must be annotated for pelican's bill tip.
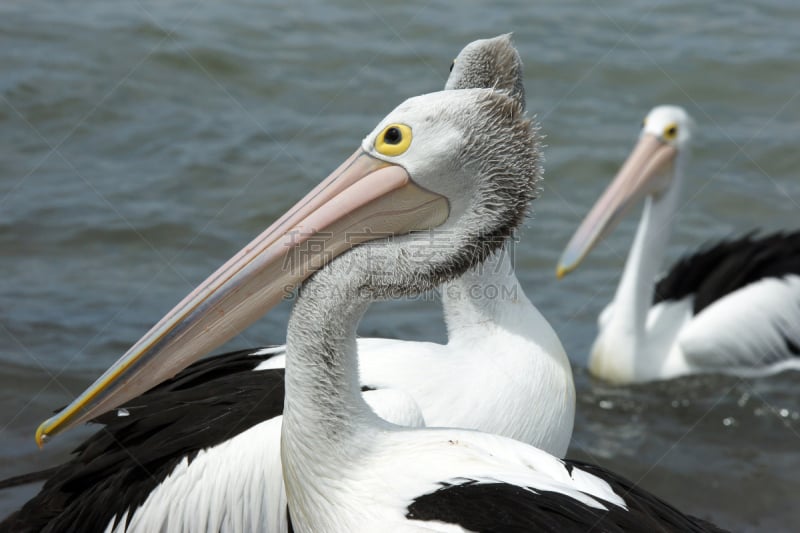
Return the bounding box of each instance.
[35,423,48,449]
[555,263,573,280]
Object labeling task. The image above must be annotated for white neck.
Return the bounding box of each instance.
[593,154,686,381]
[442,249,519,338]
[441,249,566,363]
[441,248,574,455]
[280,237,476,529]
[281,252,383,529]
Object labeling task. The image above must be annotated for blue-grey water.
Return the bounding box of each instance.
[1,1,799,530]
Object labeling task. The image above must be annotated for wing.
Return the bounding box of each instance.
[0,467,62,491]
[678,275,800,370]
[0,344,429,532]
[0,349,286,533]
[406,459,726,533]
[654,230,800,315]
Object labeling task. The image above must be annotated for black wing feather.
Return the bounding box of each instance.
[0,467,62,491]
[653,230,800,314]
[0,348,285,533]
[406,460,727,533]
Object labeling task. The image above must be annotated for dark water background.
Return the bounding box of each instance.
[1,1,799,530]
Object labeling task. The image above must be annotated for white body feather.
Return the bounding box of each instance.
[285,427,622,533]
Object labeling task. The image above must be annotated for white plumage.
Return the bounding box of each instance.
[678,275,800,374]
[257,250,574,453]
[284,426,624,532]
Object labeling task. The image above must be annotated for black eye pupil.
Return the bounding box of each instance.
[384,127,402,145]
[668,127,676,135]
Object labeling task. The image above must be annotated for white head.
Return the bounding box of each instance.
[642,105,694,151]
[557,105,695,277]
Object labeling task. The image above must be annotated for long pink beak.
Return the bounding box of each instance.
[36,149,449,446]
[556,133,676,278]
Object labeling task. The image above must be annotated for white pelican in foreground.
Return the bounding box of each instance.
[10,89,724,532]
[557,105,800,384]
[1,37,576,532]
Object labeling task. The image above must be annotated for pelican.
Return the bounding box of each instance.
[261,33,574,452]
[557,105,800,384]
[12,88,723,532]
[1,37,575,532]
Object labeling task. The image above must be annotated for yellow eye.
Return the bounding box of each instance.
[375,123,412,157]
[663,123,678,140]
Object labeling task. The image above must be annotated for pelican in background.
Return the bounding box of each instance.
[22,88,723,531]
[1,36,574,532]
[557,105,800,384]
